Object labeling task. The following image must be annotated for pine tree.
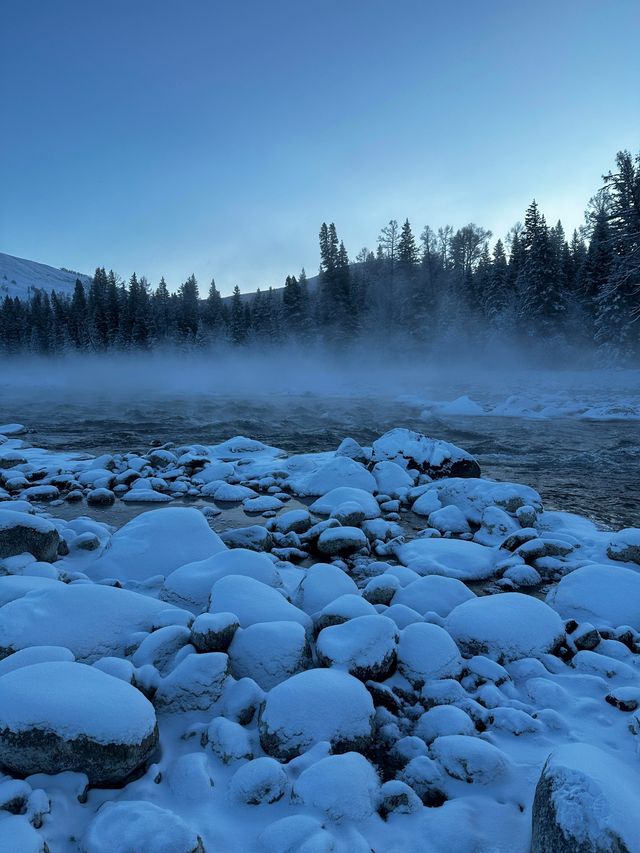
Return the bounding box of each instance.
[230,285,245,344]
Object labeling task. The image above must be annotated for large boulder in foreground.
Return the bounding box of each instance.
[371,429,480,479]
[0,661,158,785]
[0,510,59,562]
[259,668,374,760]
[445,592,564,663]
[532,743,639,853]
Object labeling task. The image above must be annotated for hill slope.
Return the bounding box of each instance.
[0,253,92,300]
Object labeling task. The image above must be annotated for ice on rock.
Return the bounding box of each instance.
[209,575,312,631]
[160,548,278,613]
[81,801,203,853]
[228,620,310,689]
[259,668,374,760]
[0,510,60,562]
[547,563,640,630]
[0,661,157,785]
[391,574,476,617]
[397,622,463,687]
[290,456,376,497]
[316,614,399,681]
[229,756,289,805]
[531,743,640,853]
[87,507,226,582]
[396,537,499,581]
[154,651,228,712]
[310,487,380,518]
[430,734,511,784]
[445,592,565,663]
[0,582,189,662]
[371,428,480,479]
[293,752,380,821]
[296,562,358,614]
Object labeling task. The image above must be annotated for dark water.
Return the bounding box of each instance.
[7,395,639,530]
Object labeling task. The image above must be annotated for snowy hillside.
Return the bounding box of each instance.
[0,252,92,301]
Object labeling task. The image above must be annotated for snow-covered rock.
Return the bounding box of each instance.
[371,428,480,479]
[154,652,228,712]
[0,510,59,562]
[396,537,498,581]
[189,612,239,653]
[531,743,640,853]
[415,705,476,744]
[430,735,510,784]
[296,562,358,614]
[82,801,203,853]
[292,752,379,821]
[317,526,368,556]
[391,575,476,617]
[209,575,311,631]
[606,528,640,565]
[397,622,463,687]
[316,614,399,681]
[310,486,381,518]
[290,457,376,496]
[259,669,374,760]
[229,621,310,690]
[412,478,542,523]
[87,508,226,583]
[445,592,565,662]
[160,548,278,613]
[547,563,640,630]
[0,582,189,662]
[0,661,157,785]
[229,756,288,804]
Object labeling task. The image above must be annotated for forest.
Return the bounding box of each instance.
[1,149,638,362]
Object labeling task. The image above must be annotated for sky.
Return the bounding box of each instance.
[1,0,639,296]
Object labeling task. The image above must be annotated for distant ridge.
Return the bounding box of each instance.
[0,252,92,301]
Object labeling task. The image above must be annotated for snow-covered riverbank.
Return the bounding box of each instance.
[0,426,639,852]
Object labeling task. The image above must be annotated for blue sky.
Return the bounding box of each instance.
[2,0,639,295]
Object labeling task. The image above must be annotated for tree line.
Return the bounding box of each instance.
[1,149,638,361]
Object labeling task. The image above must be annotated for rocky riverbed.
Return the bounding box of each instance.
[0,424,639,852]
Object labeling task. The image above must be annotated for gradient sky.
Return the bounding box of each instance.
[2,0,639,295]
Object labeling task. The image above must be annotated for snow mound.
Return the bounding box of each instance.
[293,752,380,821]
[396,537,498,581]
[431,735,510,784]
[547,563,640,630]
[259,668,374,760]
[412,478,542,523]
[160,548,278,613]
[309,486,381,518]
[209,575,311,631]
[82,801,202,853]
[391,575,476,617]
[88,508,226,582]
[296,563,358,614]
[445,592,565,662]
[397,622,463,687]
[0,582,189,662]
[289,456,376,496]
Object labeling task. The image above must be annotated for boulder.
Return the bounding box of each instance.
[397,622,463,688]
[82,801,203,853]
[532,743,639,853]
[316,615,399,681]
[259,669,374,760]
[0,662,157,785]
[228,621,310,690]
[371,429,480,479]
[0,510,59,562]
